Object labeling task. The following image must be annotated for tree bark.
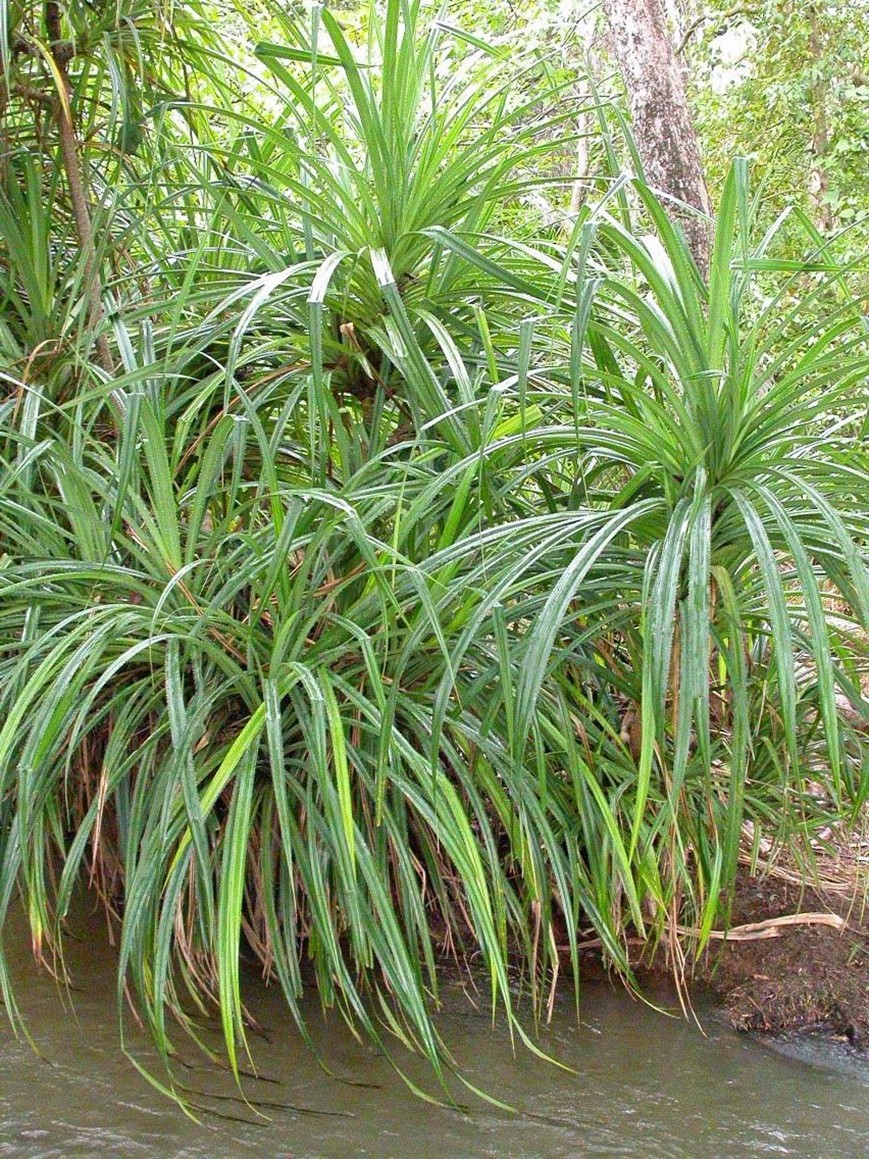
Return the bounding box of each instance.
[601,0,711,273]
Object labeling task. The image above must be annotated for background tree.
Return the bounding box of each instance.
[600,0,711,270]
[681,0,869,257]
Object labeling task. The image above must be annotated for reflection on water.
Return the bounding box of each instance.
[1,908,867,1159]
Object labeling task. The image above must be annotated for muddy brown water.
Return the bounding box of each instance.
[1,908,867,1159]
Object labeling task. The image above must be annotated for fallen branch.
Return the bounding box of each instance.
[683,912,848,942]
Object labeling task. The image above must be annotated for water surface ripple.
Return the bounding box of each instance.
[2,911,867,1158]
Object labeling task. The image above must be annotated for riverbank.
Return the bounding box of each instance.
[649,811,868,1048]
[697,845,868,1047]
[574,812,868,1049]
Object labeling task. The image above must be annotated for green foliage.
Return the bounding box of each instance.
[0,0,866,1107]
[684,0,869,255]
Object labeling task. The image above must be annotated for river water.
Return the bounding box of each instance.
[1,908,867,1158]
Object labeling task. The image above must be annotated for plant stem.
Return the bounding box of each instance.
[45,0,114,377]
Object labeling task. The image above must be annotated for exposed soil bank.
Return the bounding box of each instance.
[575,824,868,1050]
[695,869,868,1047]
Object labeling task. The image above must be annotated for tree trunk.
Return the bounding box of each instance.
[570,107,593,214]
[806,4,833,232]
[601,0,711,273]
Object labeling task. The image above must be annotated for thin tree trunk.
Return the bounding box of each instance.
[806,4,833,232]
[45,1,114,376]
[601,0,711,273]
[570,107,593,214]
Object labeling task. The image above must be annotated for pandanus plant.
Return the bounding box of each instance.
[0,0,866,1110]
[430,159,869,942]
